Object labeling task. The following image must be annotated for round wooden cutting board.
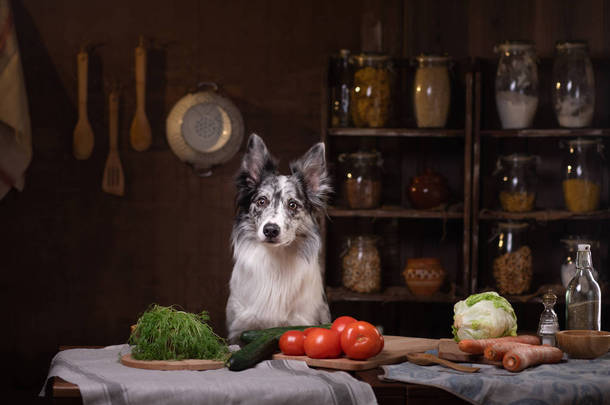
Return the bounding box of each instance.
[120,354,225,371]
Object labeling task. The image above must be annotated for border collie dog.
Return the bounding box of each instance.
[226,134,332,343]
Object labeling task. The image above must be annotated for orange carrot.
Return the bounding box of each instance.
[503,345,564,372]
[458,335,541,354]
[484,342,532,361]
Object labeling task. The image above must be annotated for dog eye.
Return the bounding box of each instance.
[256,197,267,207]
[288,200,299,211]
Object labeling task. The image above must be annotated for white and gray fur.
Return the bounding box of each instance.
[226,134,332,343]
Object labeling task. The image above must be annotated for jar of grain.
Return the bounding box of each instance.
[413,55,451,128]
[495,154,538,212]
[552,41,595,128]
[561,138,604,213]
[339,151,383,209]
[494,41,539,129]
[341,235,381,293]
[349,53,393,128]
[492,222,532,295]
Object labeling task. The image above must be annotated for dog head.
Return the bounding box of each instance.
[235,134,331,246]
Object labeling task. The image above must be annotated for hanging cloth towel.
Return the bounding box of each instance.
[0,0,32,200]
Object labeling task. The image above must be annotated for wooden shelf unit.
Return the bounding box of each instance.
[471,57,610,296]
[321,65,474,305]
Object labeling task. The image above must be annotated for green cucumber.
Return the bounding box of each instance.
[239,323,332,344]
[228,323,332,371]
[226,334,280,371]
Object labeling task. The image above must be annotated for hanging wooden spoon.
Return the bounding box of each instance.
[129,36,152,151]
[406,352,480,373]
[102,89,125,196]
[73,48,94,159]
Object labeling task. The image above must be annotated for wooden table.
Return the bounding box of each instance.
[48,366,469,405]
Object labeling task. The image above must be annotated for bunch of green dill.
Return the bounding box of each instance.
[129,304,229,361]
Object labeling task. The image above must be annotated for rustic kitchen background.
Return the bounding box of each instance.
[2,0,610,401]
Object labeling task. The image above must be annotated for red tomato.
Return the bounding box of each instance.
[279,330,306,356]
[331,316,358,335]
[340,321,384,360]
[304,328,342,359]
[303,327,319,338]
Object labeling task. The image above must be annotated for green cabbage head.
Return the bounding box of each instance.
[452,291,517,342]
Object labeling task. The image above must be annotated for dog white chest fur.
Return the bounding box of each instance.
[227,231,327,341]
[226,134,331,343]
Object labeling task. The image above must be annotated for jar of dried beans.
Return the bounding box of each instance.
[349,53,393,128]
[492,222,532,295]
[341,235,381,293]
[495,154,538,212]
[561,138,604,213]
[339,151,383,209]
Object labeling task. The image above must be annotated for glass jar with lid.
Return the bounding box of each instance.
[495,154,538,212]
[560,236,600,288]
[339,151,383,209]
[494,41,539,129]
[561,138,604,213]
[492,222,533,295]
[413,54,451,128]
[552,41,595,128]
[328,49,351,127]
[341,235,381,293]
[349,53,392,128]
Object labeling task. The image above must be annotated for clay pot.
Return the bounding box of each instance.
[402,258,446,296]
[408,169,450,209]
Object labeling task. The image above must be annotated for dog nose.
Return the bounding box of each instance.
[263,223,280,239]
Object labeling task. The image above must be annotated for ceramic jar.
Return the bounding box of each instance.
[408,169,450,209]
[402,258,445,296]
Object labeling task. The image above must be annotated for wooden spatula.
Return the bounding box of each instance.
[73,48,94,159]
[102,89,125,196]
[129,36,152,151]
[406,352,480,373]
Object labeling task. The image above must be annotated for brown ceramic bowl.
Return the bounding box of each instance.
[556,330,610,359]
[402,258,446,296]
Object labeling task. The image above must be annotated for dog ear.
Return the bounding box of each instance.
[240,133,277,185]
[290,142,332,211]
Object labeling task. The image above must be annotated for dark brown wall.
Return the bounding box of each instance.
[2,0,610,400]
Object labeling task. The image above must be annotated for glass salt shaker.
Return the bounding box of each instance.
[537,290,559,346]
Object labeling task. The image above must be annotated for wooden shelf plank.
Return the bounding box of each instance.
[479,208,610,221]
[326,286,462,303]
[328,205,464,219]
[480,128,610,138]
[327,128,464,138]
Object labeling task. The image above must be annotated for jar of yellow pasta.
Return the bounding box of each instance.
[562,138,604,213]
[349,53,392,128]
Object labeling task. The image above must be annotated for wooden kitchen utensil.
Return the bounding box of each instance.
[273,335,438,371]
[73,48,94,159]
[102,89,125,196]
[129,36,152,151]
[406,352,480,373]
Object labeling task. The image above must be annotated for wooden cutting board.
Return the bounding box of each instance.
[272,335,439,371]
[437,338,502,366]
[120,354,225,371]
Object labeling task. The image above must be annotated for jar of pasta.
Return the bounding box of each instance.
[341,235,381,293]
[494,41,539,129]
[492,222,532,295]
[339,151,383,209]
[349,53,392,128]
[414,54,451,128]
[495,154,538,212]
[562,138,604,213]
